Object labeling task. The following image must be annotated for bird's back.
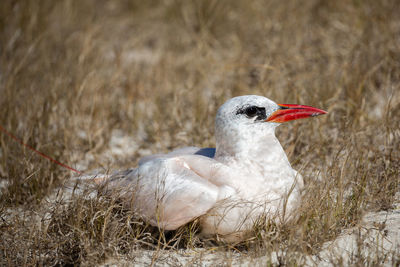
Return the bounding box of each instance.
[138,147,215,166]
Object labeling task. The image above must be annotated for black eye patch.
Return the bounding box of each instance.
[236,106,267,121]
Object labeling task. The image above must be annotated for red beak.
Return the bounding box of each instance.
[266,104,328,123]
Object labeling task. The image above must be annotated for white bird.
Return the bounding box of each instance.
[104,95,327,242]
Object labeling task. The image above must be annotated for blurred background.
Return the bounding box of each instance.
[1,0,399,214]
[1,0,399,203]
[0,0,399,264]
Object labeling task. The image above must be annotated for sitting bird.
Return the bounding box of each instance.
[103,95,327,242]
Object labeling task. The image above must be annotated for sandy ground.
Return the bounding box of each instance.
[1,122,398,266]
[91,135,400,266]
[1,124,397,267]
[98,207,399,266]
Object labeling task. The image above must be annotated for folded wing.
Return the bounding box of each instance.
[108,153,223,230]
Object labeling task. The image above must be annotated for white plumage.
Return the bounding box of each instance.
[105,95,327,242]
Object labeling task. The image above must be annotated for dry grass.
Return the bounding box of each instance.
[0,0,399,265]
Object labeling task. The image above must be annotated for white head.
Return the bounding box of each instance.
[214,95,327,159]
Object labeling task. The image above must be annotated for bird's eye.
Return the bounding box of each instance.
[244,106,258,117]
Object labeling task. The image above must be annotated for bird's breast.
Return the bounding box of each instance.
[218,158,298,199]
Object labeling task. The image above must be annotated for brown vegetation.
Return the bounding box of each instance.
[0,0,399,265]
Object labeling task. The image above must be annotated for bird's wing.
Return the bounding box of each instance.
[108,155,222,230]
[177,154,236,187]
[138,146,215,166]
